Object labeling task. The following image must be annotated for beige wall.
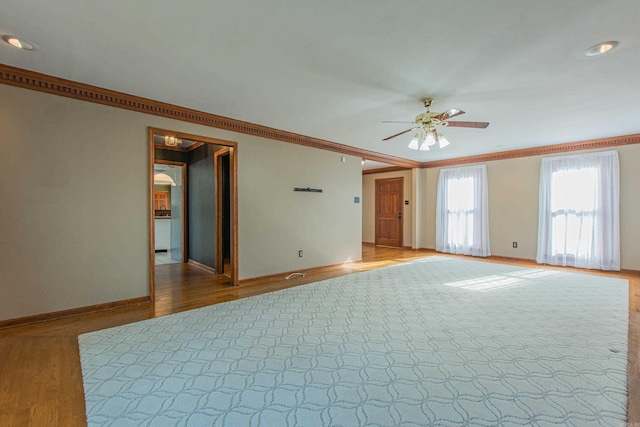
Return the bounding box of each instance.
[0,84,362,321]
[239,141,362,278]
[362,170,412,246]
[422,144,640,270]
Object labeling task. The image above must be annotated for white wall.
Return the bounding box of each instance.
[0,84,362,321]
[362,170,412,247]
[422,144,640,270]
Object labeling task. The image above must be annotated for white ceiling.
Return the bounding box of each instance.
[2,1,639,163]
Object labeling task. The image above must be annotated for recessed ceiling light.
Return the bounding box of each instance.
[2,35,39,51]
[584,41,618,57]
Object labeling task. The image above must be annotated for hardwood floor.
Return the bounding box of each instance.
[1,245,638,426]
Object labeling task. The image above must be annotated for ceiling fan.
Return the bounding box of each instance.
[382,98,489,150]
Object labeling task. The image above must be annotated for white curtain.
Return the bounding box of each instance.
[536,150,620,271]
[436,165,491,257]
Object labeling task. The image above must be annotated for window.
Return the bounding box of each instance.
[436,165,490,257]
[537,151,620,271]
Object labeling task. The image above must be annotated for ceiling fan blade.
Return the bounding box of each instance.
[446,121,490,129]
[382,120,415,124]
[434,108,465,121]
[382,127,417,141]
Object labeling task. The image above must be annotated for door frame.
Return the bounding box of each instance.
[148,127,239,300]
[153,159,187,263]
[214,147,231,275]
[374,177,404,247]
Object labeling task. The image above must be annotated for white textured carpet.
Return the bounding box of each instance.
[79,257,628,426]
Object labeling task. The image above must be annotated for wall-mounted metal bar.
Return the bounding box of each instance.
[294,187,323,193]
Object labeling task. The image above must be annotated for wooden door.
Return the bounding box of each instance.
[375,177,403,247]
[154,191,169,211]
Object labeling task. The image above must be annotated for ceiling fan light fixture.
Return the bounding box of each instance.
[584,41,618,57]
[438,134,450,148]
[408,134,420,150]
[382,97,489,150]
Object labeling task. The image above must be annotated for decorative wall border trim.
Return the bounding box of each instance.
[421,134,640,168]
[362,166,410,175]
[0,64,420,168]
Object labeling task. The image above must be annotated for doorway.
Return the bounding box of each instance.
[375,177,403,247]
[148,127,239,298]
[153,161,186,265]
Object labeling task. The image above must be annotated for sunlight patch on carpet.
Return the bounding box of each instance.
[79,257,628,426]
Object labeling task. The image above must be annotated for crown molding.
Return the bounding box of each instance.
[421,133,640,168]
[2,65,637,170]
[0,64,420,169]
[362,166,410,175]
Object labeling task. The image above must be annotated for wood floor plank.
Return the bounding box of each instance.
[58,336,87,426]
[0,245,638,425]
[0,336,23,417]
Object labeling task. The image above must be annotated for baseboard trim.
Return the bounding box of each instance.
[0,296,150,329]
[187,259,217,275]
[239,260,363,285]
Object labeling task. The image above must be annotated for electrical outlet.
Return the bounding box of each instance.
[299,250,303,257]
[513,242,518,248]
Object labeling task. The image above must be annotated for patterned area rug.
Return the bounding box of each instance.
[79,257,628,426]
